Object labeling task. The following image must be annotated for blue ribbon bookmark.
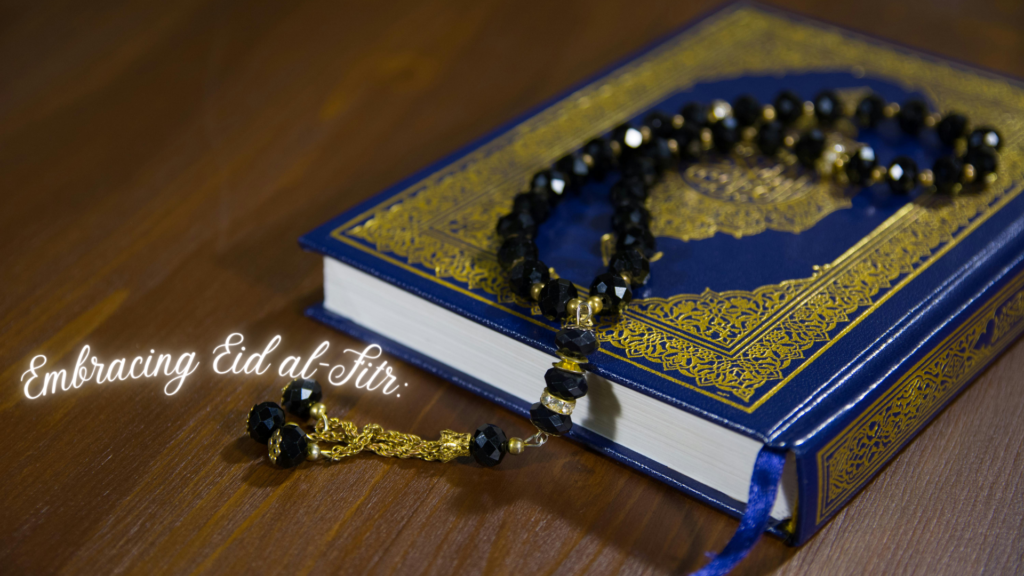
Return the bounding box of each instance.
[690,446,787,576]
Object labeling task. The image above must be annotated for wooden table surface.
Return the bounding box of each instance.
[2,1,1023,574]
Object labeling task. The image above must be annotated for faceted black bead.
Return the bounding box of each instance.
[608,249,650,287]
[897,99,929,135]
[271,425,308,469]
[642,137,675,174]
[621,155,658,188]
[933,156,964,195]
[612,123,646,153]
[733,94,761,127]
[555,152,590,189]
[968,127,1002,151]
[674,124,704,161]
[611,204,650,233]
[555,327,599,357]
[936,113,968,146]
[538,278,578,320]
[854,94,885,128]
[512,192,550,223]
[247,402,285,444]
[813,90,842,125]
[530,403,573,435]
[774,90,803,125]
[590,272,632,314]
[756,121,785,155]
[281,378,322,419]
[616,225,656,257]
[711,116,740,153]
[610,176,648,206]
[680,102,708,128]
[964,145,998,178]
[531,169,569,204]
[645,110,677,137]
[497,236,537,270]
[469,424,507,467]
[496,210,537,239]
[582,138,616,180]
[794,128,826,168]
[508,258,549,298]
[544,368,588,400]
[845,145,877,186]
[887,156,919,195]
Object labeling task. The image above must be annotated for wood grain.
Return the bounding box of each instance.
[1,1,1022,574]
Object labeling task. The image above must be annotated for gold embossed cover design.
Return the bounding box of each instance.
[301,6,1024,543]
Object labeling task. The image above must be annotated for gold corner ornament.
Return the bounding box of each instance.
[337,7,1024,411]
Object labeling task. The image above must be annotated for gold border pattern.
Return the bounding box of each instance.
[816,269,1024,522]
[336,8,1024,411]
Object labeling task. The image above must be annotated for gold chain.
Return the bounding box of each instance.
[308,417,470,463]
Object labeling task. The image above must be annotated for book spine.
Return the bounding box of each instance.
[787,218,1024,545]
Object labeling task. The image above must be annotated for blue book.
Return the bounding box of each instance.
[299,4,1024,545]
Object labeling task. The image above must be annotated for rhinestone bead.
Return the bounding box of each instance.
[530,169,569,203]
[968,127,1002,151]
[269,425,308,468]
[582,138,615,180]
[512,192,550,223]
[756,121,784,155]
[508,258,550,298]
[616,225,656,257]
[733,94,762,126]
[545,368,588,399]
[813,90,842,125]
[555,328,599,357]
[680,102,708,128]
[590,272,632,314]
[621,155,658,188]
[611,204,650,234]
[845,145,877,186]
[674,124,704,161]
[496,210,537,239]
[854,94,885,128]
[608,249,650,287]
[794,128,826,168]
[610,177,648,207]
[530,402,573,435]
[897,99,929,135]
[497,235,538,269]
[538,278,579,320]
[555,152,590,188]
[644,110,677,137]
[774,90,803,125]
[469,424,507,467]
[936,113,968,146]
[711,116,740,153]
[540,389,575,415]
[281,378,323,420]
[247,402,286,444]
[887,156,919,194]
[964,145,998,178]
[933,156,963,195]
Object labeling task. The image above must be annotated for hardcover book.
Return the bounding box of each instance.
[299,5,1024,544]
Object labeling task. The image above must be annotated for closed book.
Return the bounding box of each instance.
[299,5,1024,544]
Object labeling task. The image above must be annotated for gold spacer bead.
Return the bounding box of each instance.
[666,138,679,155]
[566,298,583,316]
[883,103,900,118]
[639,125,652,142]
[619,271,632,285]
[741,126,757,142]
[870,165,886,184]
[309,402,326,420]
[553,357,583,373]
[700,127,713,146]
[530,282,545,301]
[672,114,685,129]
[962,163,976,184]
[783,134,796,148]
[307,442,321,461]
[924,113,940,128]
[762,104,776,121]
[507,437,525,455]
[587,295,604,315]
[609,140,622,156]
[803,101,815,116]
[918,169,935,187]
[285,422,301,428]
[581,153,595,168]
